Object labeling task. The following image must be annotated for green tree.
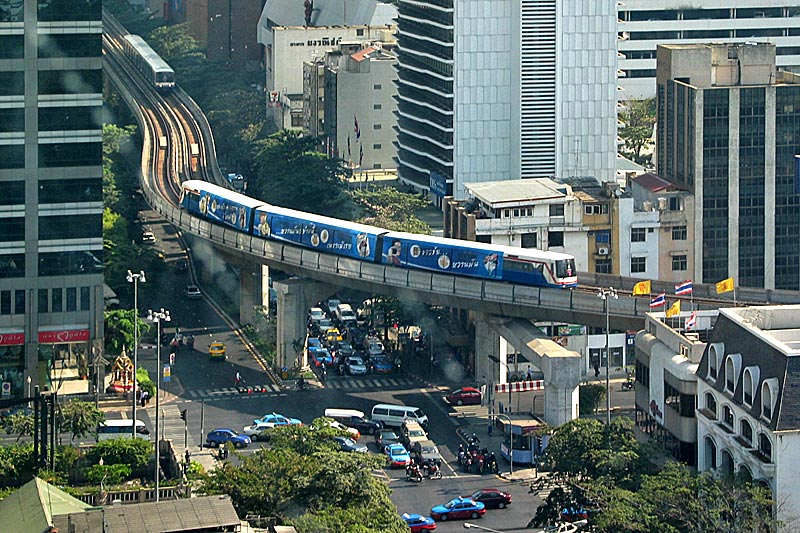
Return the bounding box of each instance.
[58,400,105,442]
[85,463,132,485]
[351,188,431,233]
[0,444,35,487]
[579,383,605,415]
[104,309,152,356]
[251,130,352,217]
[3,413,34,443]
[619,98,656,165]
[207,89,273,175]
[85,438,152,473]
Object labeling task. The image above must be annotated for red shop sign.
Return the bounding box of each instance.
[0,333,25,346]
[38,329,90,344]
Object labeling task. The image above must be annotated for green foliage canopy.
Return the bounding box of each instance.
[619,98,656,165]
[58,400,105,442]
[350,188,431,234]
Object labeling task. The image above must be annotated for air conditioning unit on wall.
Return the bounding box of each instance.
[598,247,609,255]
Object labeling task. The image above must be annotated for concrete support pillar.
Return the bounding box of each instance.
[273,278,336,370]
[532,339,581,426]
[240,264,269,326]
[475,314,502,414]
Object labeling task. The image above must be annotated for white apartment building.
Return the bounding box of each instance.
[257,0,396,129]
[696,305,800,531]
[618,0,800,99]
[396,0,618,202]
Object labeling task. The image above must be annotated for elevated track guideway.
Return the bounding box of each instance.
[102,11,800,333]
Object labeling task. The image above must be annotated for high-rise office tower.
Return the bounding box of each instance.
[657,42,800,290]
[0,0,104,399]
[395,0,618,202]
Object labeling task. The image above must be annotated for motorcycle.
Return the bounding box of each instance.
[422,460,443,480]
[295,379,308,391]
[621,379,634,391]
[405,464,423,483]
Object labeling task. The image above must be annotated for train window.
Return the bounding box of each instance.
[555,259,575,278]
[39,69,103,95]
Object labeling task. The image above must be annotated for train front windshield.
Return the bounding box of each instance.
[554,258,576,280]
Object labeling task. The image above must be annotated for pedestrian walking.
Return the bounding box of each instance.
[526,365,533,381]
[140,390,149,407]
[234,371,242,387]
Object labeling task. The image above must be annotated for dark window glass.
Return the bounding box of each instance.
[80,286,90,311]
[39,69,103,95]
[672,255,687,271]
[39,289,49,313]
[0,36,23,59]
[631,257,646,273]
[0,218,25,242]
[38,251,103,277]
[0,291,10,315]
[14,290,24,314]
[0,2,23,22]
[39,178,102,203]
[0,145,25,169]
[66,287,77,311]
[38,34,101,59]
[39,214,101,240]
[38,0,101,21]
[0,109,24,133]
[0,72,24,96]
[0,254,24,278]
[39,142,101,167]
[548,231,564,247]
[631,228,646,242]
[52,288,62,312]
[39,106,102,131]
[549,204,564,217]
[672,226,687,240]
[521,233,537,248]
[0,181,24,205]
[595,258,612,274]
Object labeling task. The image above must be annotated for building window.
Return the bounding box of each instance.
[521,233,537,248]
[743,369,754,405]
[0,291,10,315]
[705,392,717,418]
[672,255,687,271]
[740,420,753,447]
[705,436,718,469]
[762,383,773,419]
[549,204,564,217]
[39,142,102,168]
[595,231,610,244]
[39,289,48,313]
[373,144,381,149]
[669,197,681,211]
[373,124,381,130]
[631,227,646,242]
[372,163,381,169]
[548,232,564,247]
[66,287,77,312]
[52,288,62,313]
[14,290,24,314]
[722,405,734,429]
[80,286,90,311]
[672,226,687,240]
[356,29,365,36]
[631,257,646,273]
[758,434,772,462]
[373,104,382,109]
[291,115,303,128]
[373,84,382,90]
[725,357,736,393]
[593,258,611,274]
[584,204,608,215]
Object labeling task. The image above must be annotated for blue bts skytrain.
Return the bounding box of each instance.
[179,180,578,288]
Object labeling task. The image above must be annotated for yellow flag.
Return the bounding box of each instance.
[665,300,681,318]
[716,277,734,294]
[632,280,651,296]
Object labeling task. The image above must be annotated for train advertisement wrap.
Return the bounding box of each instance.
[381,236,504,280]
[255,207,381,261]
[181,183,259,232]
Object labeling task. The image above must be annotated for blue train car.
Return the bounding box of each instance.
[380,232,505,281]
[253,205,386,261]
[180,180,264,232]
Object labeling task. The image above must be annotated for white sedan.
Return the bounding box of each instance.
[326,420,361,439]
[242,422,276,441]
[345,356,368,376]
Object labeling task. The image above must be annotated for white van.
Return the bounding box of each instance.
[370,403,429,429]
[335,303,357,322]
[324,408,382,435]
[97,419,150,441]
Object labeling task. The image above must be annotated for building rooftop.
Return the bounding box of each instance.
[0,477,98,533]
[464,178,570,207]
[722,305,800,354]
[262,0,396,28]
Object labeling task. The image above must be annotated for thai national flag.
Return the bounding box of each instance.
[675,280,693,295]
[685,311,698,330]
[649,293,666,308]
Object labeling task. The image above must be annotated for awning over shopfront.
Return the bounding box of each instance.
[38,326,89,344]
[0,331,24,346]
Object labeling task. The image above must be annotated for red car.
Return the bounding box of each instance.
[445,387,482,406]
[466,488,513,509]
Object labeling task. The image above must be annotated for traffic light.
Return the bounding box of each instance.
[180,409,187,421]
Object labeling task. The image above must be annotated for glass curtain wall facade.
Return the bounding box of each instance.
[0,0,104,399]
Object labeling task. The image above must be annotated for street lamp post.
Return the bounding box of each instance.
[126,270,146,440]
[597,287,618,429]
[147,308,170,502]
[463,522,503,532]
[494,412,513,475]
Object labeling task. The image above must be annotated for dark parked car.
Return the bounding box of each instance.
[331,414,382,436]
[445,387,482,406]
[333,436,368,453]
[466,488,513,509]
[174,259,188,273]
[375,429,401,448]
[411,440,443,464]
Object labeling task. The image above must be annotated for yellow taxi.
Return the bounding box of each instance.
[208,341,227,361]
[325,328,343,344]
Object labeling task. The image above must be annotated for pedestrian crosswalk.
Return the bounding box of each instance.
[324,376,419,390]
[184,383,283,399]
[145,403,195,449]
